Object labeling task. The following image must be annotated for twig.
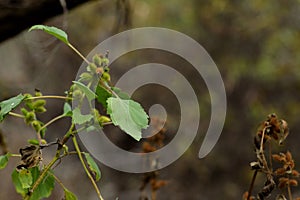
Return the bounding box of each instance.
[72,135,104,200]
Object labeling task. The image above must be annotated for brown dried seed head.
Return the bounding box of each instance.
[278,177,289,189]
[289,179,298,187]
[292,170,300,177]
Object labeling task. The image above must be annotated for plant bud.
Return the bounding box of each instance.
[101,72,111,82]
[87,63,97,74]
[73,90,83,99]
[25,112,35,124]
[98,116,111,125]
[32,100,46,108]
[31,120,41,132]
[93,54,102,67]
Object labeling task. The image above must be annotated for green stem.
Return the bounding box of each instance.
[28,95,72,100]
[26,151,60,200]
[67,43,91,65]
[40,114,66,132]
[8,112,24,118]
[72,136,104,200]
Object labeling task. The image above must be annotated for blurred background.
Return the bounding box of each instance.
[1,0,300,199]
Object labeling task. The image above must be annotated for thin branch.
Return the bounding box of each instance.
[72,135,104,200]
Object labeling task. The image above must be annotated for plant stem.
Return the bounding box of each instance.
[28,95,72,100]
[26,151,60,200]
[40,114,66,132]
[67,43,91,64]
[247,170,258,200]
[72,135,104,200]
[287,182,293,200]
[8,112,24,118]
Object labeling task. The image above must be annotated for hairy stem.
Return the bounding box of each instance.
[72,135,104,200]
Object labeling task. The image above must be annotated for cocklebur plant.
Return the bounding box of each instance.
[243,114,300,200]
[0,25,149,200]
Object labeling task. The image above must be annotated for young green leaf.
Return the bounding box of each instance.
[83,153,101,181]
[29,25,69,44]
[96,85,112,108]
[73,81,96,102]
[0,153,10,169]
[72,107,93,125]
[107,97,149,141]
[0,94,25,122]
[63,102,73,116]
[18,169,33,189]
[64,189,78,200]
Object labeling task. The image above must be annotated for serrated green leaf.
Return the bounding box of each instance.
[73,81,96,102]
[29,25,69,44]
[107,97,149,141]
[0,153,10,169]
[72,107,93,125]
[64,189,78,200]
[63,102,72,116]
[96,85,112,108]
[84,153,101,181]
[112,87,130,100]
[0,94,25,122]
[19,169,33,189]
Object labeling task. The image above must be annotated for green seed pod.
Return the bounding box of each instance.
[101,58,109,67]
[98,116,111,125]
[79,72,93,82]
[87,63,97,74]
[101,72,111,82]
[41,139,47,145]
[93,54,102,67]
[32,100,46,108]
[35,91,42,97]
[31,120,41,132]
[73,90,83,99]
[35,106,47,113]
[21,108,28,116]
[25,112,35,124]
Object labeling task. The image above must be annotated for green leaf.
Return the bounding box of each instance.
[19,169,33,189]
[96,85,112,108]
[0,153,10,169]
[83,153,101,181]
[112,87,130,100]
[28,139,40,145]
[64,189,78,200]
[29,25,69,44]
[12,167,55,200]
[29,167,55,200]
[0,94,25,122]
[107,97,149,141]
[12,169,27,197]
[73,81,96,102]
[63,102,72,116]
[72,107,93,125]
